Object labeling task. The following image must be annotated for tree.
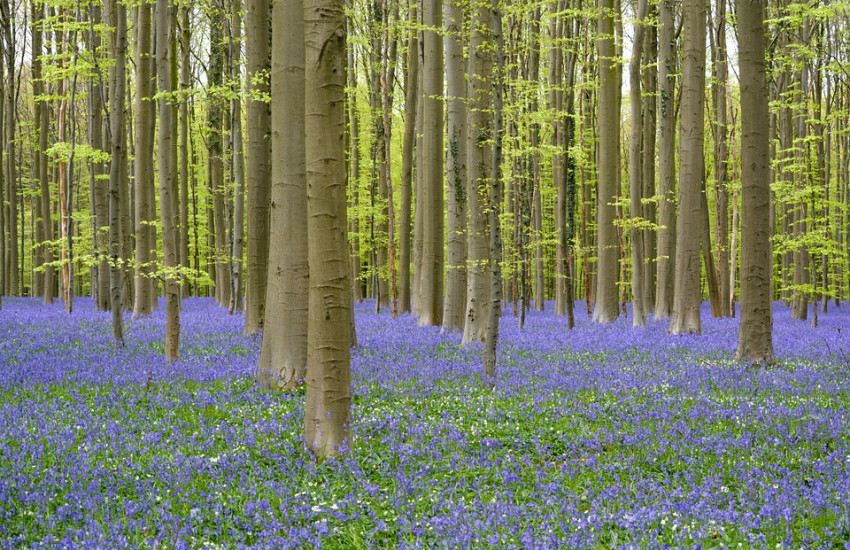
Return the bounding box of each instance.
[399,0,418,314]
[629,0,649,326]
[670,0,706,335]
[417,0,444,327]
[256,0,308,391]
[156,0,180,361]
[654,0,676,320]
[442,0,467,331]
[735,0,774,363]
[593,0,619,323]
[107,0,128,343]
[229,0,246,313]
[303,0,352,458]
[208,7,230,307]
[462,0,493,345]
[134,0,156,316]
[245,0,272,333]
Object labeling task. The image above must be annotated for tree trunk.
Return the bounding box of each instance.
[179,2,192,298]
[593,0,619,323]
[303,0,352,459]
[484,0,503,386]
[713,0,732,317]
[641,14,657,314]
[107,0,127,343]
[156,0,180,360]
[735,0,774,363]
[654,0,676,319]
[442,0,466,330]
[209,11,230,307]
[670,0,706,334]
[629,0,648,326]
[418,0,444,327]
[257,0,308,390]
[245,0,271,331]
[134,0,155,316]
[229,0,245,313]
[462,0,492,344]
[399,2,418,314]
[32,0,54,304]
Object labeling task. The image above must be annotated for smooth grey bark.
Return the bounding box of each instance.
[256,0,308,391]
[418,0,444,327]
[593,0,619,323]
[399,1,418,314]
[442,0,467,331]
[229,0,245,313]
[244,0,271,332]
[156,0,180,360]
[629,0,649,326]
[670,0,705,334]
[303,0,352,459]
[654,0,676,319]
[462,0,492,344]
[735,0,774,363]
[107,0,127,343]
[133,0,155,316]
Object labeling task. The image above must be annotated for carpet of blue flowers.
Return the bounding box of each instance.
[1,297,849,549]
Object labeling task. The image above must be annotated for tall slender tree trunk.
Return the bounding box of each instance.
[654,0,676,319]
[550,1,564,317]
[245,0,271,332]
[303,0,352,459]
[442,0,466,330]
[593,0,619,323]
[713,0,731,317]
[462,0,493,344]
[257,0,308,390]
[735,0,773,363]
[418,0,444,327]
[484,0,503,385]
[530,8,544,312]
[670,0,706,334]
[399,2,418,314]
[107,0,127,342]
[32,0,53,304]
[133,0,155,316]
[156,0,180,360]
[230,0,245,313]
[641,17,658,314]
[1,0,17,298]
[629,0,649,326]
[209,10,230,307]
[179,2,191,297]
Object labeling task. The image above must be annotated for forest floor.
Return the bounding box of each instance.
[1,297,849,548]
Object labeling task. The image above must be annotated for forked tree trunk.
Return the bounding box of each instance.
[303,0,352,459]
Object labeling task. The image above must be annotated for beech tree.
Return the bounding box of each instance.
[670,0,706,335]
[303,0,352,459]
[256,0,308,391]
[735,0,774,363]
